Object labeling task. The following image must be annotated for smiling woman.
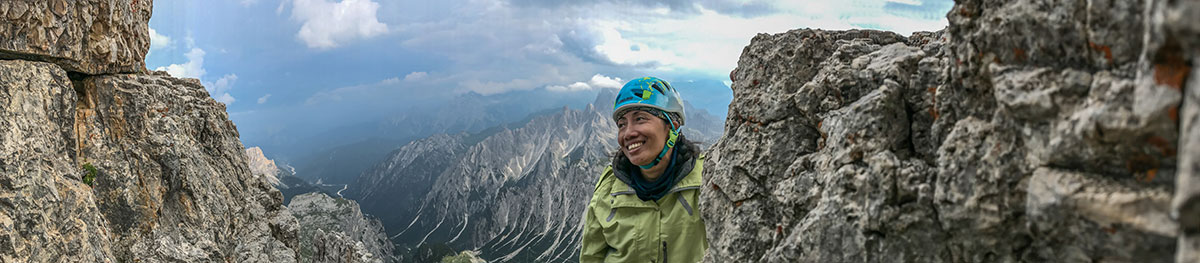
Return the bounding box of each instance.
[580,77,707,263]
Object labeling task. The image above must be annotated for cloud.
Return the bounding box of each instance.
[506,0,780,18]
[149,28,172,52]
[404,71,428,81]
[547,74,622,92]
[204,74,238,105]
[546,82,591,92]
[156,48,206,79]
[258,94,272,104]
[240,0,259,6]
[589,74,623,89]
[394,0,949,95]
[290,0,389,49]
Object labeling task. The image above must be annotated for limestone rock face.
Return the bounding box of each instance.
[74,72,300,262]
[0,0,151,74]
[0,59,303,262]
[0,1,304,261]
[702,0,1197,261]
[288,193,395,263]
[0,59,116,263]
[247,146,282,186]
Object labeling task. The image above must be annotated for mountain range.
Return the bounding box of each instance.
[346,88,723,262]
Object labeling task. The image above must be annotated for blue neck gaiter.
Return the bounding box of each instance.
[627,147,681,201]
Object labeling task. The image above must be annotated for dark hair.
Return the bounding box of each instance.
[611,133,700,172]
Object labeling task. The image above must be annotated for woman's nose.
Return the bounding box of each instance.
[620,128,638,142]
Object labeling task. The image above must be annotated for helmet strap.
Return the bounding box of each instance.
[638,113,680,170]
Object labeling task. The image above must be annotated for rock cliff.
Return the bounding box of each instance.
[0,0,150,74]
[703,0,1198,262]
[288,193,396,263]
[0,0,302,262]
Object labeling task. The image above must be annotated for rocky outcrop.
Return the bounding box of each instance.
[0,0,151,74]
[247,146,282,186]
[0,59,116,262]
[0,0,303,262]
[76,70,299,262]
[289,193,395,263]
[703,0,1196,262]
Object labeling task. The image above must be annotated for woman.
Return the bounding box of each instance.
[580,77,706,263]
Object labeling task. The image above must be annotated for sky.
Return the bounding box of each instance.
[145,0,953,155]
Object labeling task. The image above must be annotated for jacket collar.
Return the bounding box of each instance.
[610,154,704,196]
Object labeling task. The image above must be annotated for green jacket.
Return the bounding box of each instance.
[580,155,707,263]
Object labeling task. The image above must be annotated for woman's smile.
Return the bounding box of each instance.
[617,110,668,166]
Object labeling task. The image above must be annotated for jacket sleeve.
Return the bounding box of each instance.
[580,167,613,262]
[579,197,609,262]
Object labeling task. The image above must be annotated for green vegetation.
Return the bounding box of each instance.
[81,163,98,187]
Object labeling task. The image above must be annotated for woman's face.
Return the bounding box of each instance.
[616,110,669,166]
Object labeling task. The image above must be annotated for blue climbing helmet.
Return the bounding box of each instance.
[613,77,686,169]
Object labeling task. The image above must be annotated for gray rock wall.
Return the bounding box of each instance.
[289,193,395,263]
[703,0,1198,262]
[0,0,151,74]
[0,59,116,263]
[0,0,304,262]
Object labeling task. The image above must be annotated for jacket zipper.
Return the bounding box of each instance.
[662,241,668,262]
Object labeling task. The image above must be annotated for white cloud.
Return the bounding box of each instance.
[204,74,238,105]
[547,74,622,92]
[404,71,428,81]
[547,82,591,92]
[290,0,389,49]
[216,93,236,104]
[589,74,623,89]
[258,94,272,104]
[240,0,259,6]
[156,48,206,79]
[460,78,541,95]
[591,25,681,67]
[149,28,172,52]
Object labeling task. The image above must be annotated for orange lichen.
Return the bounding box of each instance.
[1088,42,1114,65]
[1146,136,1176,157]
[1103,226,1118,234]
[734,201,744,208]
[1126,154,1158,180]
[1013,48,1026,62]
[711,183,720,191]
[1170,106,1180,122]
[1153,39,1190,91]
[1138,169,1158,182]
[928,87,939,120]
